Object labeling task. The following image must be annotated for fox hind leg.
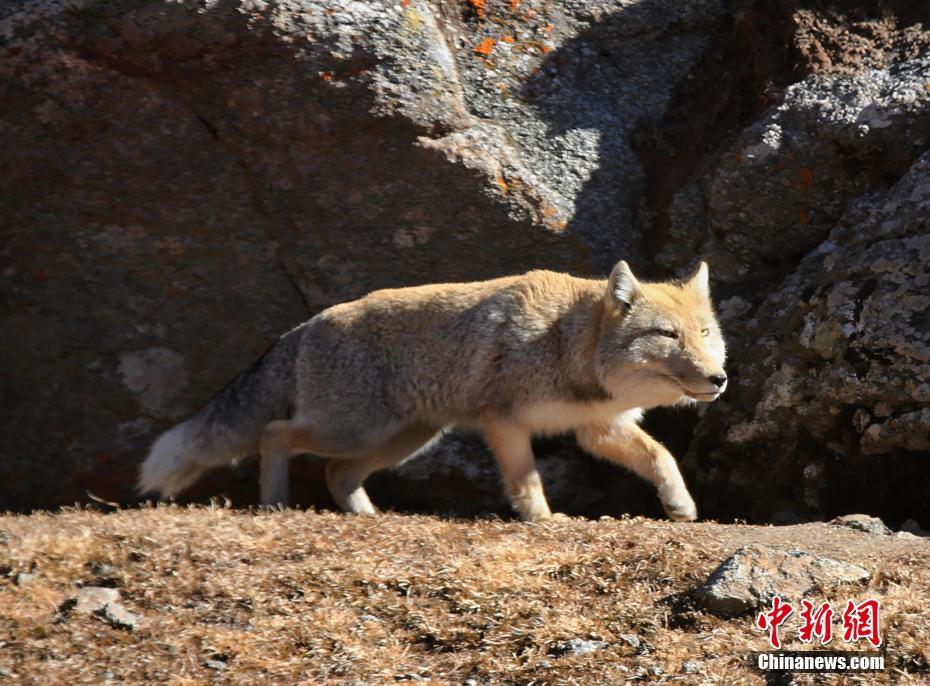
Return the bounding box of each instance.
[259,419,357,506]
[324,457,381,514]
[259,417,398,505]
[258,420,301,506]
[259,436,291,506]
[324,423,441,515]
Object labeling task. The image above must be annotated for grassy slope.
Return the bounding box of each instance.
[0,507,928,685]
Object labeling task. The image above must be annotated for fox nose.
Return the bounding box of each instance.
[708,373,728,390]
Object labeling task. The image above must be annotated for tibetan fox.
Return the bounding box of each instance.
[139,261,726,521]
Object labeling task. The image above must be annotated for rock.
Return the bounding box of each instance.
[0,0,725,513]
[688,150,930,524]
[832,514,892,536]
[894,531,920,541]
[2,0,930,529]
[98,601,142,631]
[74,586,141,630]
[13,572,34,586]
[682,660,701,673]
[900,519,930,537]
[203,659,228,671]
[117,349,190,419]
[618,634,641,650]
[657,52,930,286]
[549,638,609,656]
[695,544,869,617]
[75,587,120,615]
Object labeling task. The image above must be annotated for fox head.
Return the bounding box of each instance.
[595,260,727,407]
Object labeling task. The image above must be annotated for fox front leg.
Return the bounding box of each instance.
[576,421,697,522]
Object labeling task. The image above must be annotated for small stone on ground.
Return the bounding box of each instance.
[73,586,141,630]
[831,514,892,536]
[694,544,869,617]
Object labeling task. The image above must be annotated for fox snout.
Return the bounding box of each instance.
[708,372,727,393]
[675,367,727,400]
[691,369,727,399]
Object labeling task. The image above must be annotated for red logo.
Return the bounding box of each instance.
[799,600,834,645]
[842,599,882,648]
[756,596,794,649]
[756,597,881,649]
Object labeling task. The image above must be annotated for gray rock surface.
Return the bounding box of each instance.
[900,519,930,537]
[831,514,892,536]
[694,544,869,617]
[0,0,725,512]
[549,638,609,656]
[74,586,142,630]
[687,150,930,523]
[657,53,930,285]
[74,586,120,615]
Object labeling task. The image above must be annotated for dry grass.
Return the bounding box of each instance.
[0,506,928,685]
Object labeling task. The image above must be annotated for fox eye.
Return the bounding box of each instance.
[701,327,711,337]
[654,329,678,339]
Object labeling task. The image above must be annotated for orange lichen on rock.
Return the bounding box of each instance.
[475,37,496,56]
[502,34,515,43]
[468,0,487,18]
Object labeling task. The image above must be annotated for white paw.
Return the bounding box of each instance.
[533,511,570,522]
[662,494,698,522]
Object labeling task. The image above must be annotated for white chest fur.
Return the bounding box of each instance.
[516,400,644,435]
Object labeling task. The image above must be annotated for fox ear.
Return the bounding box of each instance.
[607,260,641,309]
[689,261,710,298]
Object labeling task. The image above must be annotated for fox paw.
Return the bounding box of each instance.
[662,497,697,522]
[519,510,569,523]
[546,512,571,521]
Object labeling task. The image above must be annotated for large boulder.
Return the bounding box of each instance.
[687,150,930,524]
[2,0,929,522]
[0,0,726,511]
[655,51,930,287]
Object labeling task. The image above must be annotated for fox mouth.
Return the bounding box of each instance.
[661,374,721,401]
[686,391,721,401]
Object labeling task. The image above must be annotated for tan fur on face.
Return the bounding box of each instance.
[596,263,726,404]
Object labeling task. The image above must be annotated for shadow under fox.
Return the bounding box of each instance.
[139,261,727,521]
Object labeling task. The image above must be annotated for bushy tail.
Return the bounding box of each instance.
[137,323,307,498]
